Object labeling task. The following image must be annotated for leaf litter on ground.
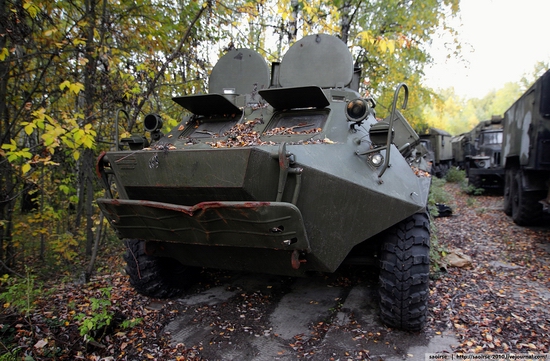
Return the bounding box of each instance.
[429,182,550,353]
[2,182,550,359]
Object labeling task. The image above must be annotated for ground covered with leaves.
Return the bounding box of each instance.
[429,182,550,353]
[1,181,549,360]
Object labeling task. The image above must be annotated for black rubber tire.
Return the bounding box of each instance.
[468,174,482,190]
[378,212,430,331]
[503,168,515,216]
[511,170,545,226]
[123,239,196,298]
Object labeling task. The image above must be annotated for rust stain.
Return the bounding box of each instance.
[291,250,301,270]
[102,199,272,218]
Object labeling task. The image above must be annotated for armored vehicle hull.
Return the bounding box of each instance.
[97,34,432,330]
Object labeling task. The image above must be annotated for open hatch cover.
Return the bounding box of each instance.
[259,86,329,110]
[173,94,242,116]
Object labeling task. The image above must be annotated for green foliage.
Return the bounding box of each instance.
[0,270,41,316]
[121,317,143,329]
[422,62,545,136]
[463,183,485,196]
[0,350,19,361]
[445,168,466,183]
[427,177,449,273]
[428,177,450,210]
[75,286,142,342]
[75,287,114,342]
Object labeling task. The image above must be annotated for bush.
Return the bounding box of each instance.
[428,177,449,210]
[445,167,465,183]
[0,269,42,316]
[462,183,485,195]
[426,177,450,273]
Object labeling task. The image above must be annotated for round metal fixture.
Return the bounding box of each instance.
[369,153,384,167]
[345,98,369,123]
[144,113,163,132]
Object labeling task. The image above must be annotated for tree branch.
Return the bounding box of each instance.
[130,3,209,132]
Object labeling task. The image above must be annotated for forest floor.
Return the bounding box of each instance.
[1,181,550,360]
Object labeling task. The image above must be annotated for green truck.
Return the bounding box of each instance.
[452,116,504,189]
[96,34,432,330]
[419,128,453,177]
[502,69,550,225]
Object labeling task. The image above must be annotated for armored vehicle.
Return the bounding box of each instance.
[419,128,453,178]
[96,34,432,330]
[453,116,504,189]
[502,69,550,225]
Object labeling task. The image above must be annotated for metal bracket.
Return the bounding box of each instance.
[274,142,303,204]
[379,83,408,178]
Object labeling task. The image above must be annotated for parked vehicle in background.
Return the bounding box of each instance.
[419,128,453,178]
[502,69,550,225]
[95,34,432,330]
[452,116,504,190]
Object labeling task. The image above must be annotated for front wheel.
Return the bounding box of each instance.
[378,212,430,331]
[503,167,516,216]
[124,239,198,298]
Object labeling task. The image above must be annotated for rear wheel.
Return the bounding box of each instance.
[124,239,197,298]
[378,212,430,331]
[511,170,545,226]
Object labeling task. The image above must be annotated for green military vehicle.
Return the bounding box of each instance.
[453,116,504,189]
[419,128,453,178]
[450,133,467,170]
[502,69,550,225]
[96,34,432,330]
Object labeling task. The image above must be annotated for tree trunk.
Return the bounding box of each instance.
[83,0,98,256]
[85,150,95,256]
[340,0,353,44]
[85,212,103,282]
[288,0,299,43]
[0,0,11,269]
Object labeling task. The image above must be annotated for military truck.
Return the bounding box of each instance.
[96,34,432,331]
[419,128,453,177]
[502,69,550,225]
[453,116,504,189]
[450,133,468,169]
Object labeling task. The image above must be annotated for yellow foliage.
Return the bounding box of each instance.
[22,163,31,174]
[50,233,80,264]
[0,47,8,61]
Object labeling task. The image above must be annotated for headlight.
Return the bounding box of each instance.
[144,113,163,132]
[346,98,369,123]
[369,153,384,167]
[144,113,164,141]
